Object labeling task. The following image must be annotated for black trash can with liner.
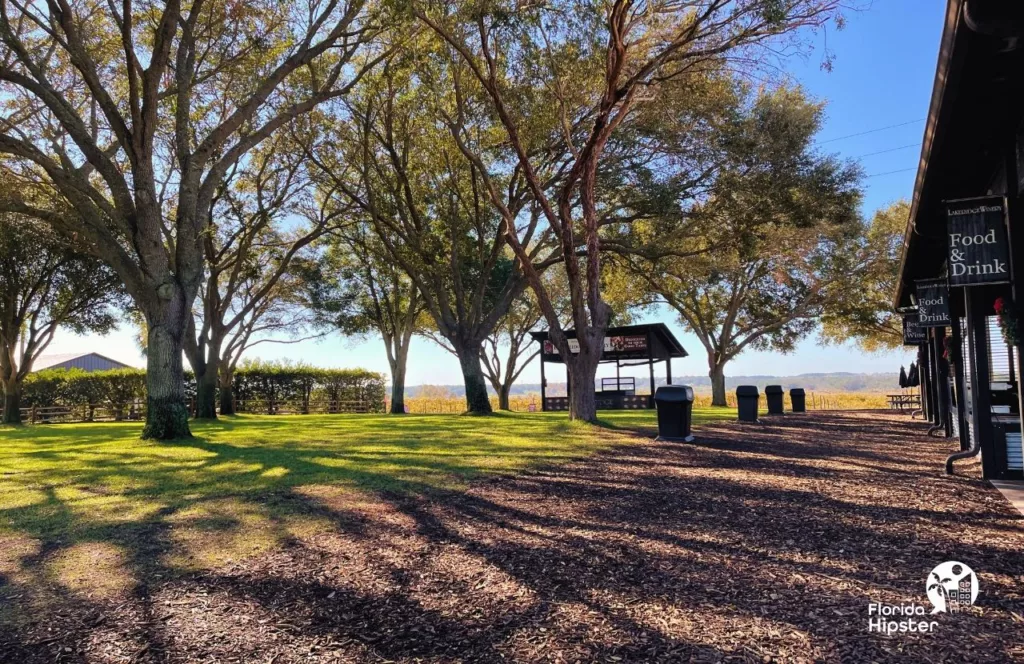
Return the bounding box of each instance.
[765,384,785,415]
[790,388,806,413]
[736,385,760,422]
[655,385,695,442]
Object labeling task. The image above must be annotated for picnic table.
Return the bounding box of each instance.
[887,393,921,411]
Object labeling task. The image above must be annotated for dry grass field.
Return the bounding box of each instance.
[402,391,894,413]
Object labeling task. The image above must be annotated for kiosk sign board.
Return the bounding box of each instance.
[945,196,1011,286]
[903,313,927,345]
[915,279,951,327]
[543,335,647,355]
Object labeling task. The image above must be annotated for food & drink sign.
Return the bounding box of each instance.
[915,279,951,327]
[945,196,1011,286]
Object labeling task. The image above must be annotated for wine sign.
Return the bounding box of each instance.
[915,279,951,327]
[946,196,1011,286]
[903,313,927,345]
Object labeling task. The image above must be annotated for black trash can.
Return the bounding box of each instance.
[655,385,695,442]
[736,385,759,422]
[790,388,806,413]
[765,385,784,415]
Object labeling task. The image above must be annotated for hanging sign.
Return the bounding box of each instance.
[903,313,927,345]
[915,279,951,327]
[543,335,647,355]
[945,196,1011,286]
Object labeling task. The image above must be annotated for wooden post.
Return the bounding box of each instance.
[950,316,970,451]
[646,330,655,408]
[966,287,997,478]
[539,338,547,412]
[919,343,932,422]
[933,327,952,436]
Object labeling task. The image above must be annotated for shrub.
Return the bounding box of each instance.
[233,360,385,413]
[20,362,386,418]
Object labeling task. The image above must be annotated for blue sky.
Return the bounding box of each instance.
[49,1,941,387]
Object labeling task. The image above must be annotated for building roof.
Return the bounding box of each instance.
[530,323,688,363]
[33,352,134,372]
[895,0,1024,307]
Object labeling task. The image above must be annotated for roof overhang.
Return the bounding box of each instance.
[894,0,1024,308]
[530,323,688,364]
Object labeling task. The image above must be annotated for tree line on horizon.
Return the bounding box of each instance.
[0,0,903,435]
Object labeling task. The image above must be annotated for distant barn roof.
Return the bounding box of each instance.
[33,352,134,372]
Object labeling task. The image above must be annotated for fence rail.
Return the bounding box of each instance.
[19,403,146,424]
[18,398,380,424]
[15,391,890,425]
[232,398,380,415]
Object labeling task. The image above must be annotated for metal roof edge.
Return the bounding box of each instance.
[894,0,964,309]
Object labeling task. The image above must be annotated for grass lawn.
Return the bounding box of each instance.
[0,408,730,584]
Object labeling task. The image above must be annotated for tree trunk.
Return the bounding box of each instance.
[195,364,218,419]
[455,339,492,414]
[142,306,192,440]
[192,335,224,420]
[498,384,511,411]
[219,366,236,416]
[2,379,22,425]
[389,358,408,415]
[710,363,727,407]
[566,352,599,422]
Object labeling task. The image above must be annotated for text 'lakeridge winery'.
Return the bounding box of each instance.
[946,199,1011,286]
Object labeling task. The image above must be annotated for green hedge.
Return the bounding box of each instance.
[22,368,147,420]
[21,362,386,416]
[232,360,386,413]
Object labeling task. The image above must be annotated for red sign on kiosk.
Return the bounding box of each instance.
[543,335,647,355]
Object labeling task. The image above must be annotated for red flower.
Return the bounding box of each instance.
[995,297,1006,314]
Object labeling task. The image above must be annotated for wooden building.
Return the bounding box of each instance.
[895,0,1024,480]
[530,323,687,411]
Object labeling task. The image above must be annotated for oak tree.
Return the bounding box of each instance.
[0,211,124,423]
[620,88,862,405]
[820,200,908,352]
[0,0,381,437]
[414,0,844,421]
[300,222,426,414]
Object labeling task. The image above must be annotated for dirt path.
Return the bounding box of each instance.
[2,412,1023,663]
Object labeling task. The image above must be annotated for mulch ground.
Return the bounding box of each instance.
[2,411,1023,663]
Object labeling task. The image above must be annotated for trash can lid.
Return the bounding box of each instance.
[655,385,694,402]
[735,385,759,397]
[789,388,805,395]
[765,385,784,394]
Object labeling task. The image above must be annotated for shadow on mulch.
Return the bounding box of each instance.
[2,412,1023,663]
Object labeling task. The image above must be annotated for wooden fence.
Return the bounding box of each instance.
[16,391,888,424]
[19,402,146,424]
[18,398,380,424]
[232,398,379,415]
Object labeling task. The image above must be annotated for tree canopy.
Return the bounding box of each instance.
[0,210,125,423]
[614,86,863,405]
[820,200,909,353]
